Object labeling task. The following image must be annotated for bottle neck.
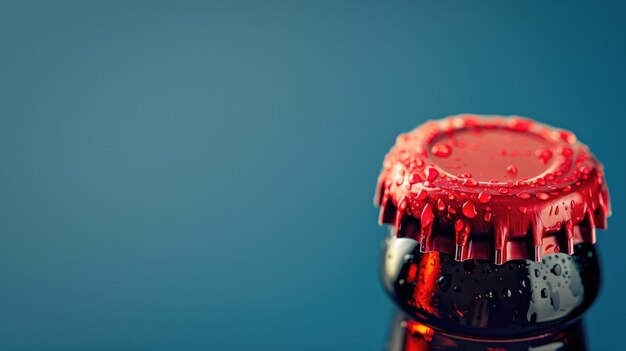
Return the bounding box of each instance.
[387,310,587,351]
[381,232,600,337]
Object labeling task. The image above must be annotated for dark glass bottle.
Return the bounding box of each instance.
[382,232,599,350]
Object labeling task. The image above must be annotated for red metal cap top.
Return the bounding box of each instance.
[375,115,610,264]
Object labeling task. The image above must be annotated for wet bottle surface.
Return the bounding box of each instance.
[374,115,610,351]
[382,234,598,350]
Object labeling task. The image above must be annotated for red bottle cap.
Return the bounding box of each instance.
[375,115,610,264]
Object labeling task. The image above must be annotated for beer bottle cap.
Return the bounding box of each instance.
[375,115,610,264]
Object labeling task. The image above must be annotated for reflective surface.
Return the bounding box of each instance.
[382,232,600,338]
[385,309,587,351]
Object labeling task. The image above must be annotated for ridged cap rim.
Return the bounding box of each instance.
[375,114,610,264]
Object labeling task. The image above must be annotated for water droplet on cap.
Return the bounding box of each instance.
[536,148,553,164]
[462,201,477,219]
[447,205,457,214]
[483,212,492,222]
[432,143,452,157]
[437,199,446,211]
[478,192,492,204]
[507,165,518,175]
[416,189,428,201]
[464,178,478,187]
[409,173,422,184]
[421,203,435,226]
[536,192,550,201]
[426,167,439,181]
[561,147,574,157]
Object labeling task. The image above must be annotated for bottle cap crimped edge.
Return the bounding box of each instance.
[375,114,610,264]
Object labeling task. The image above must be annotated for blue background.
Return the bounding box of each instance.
[0,1,624,350]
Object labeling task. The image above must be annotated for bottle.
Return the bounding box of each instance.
[374,115,610,351]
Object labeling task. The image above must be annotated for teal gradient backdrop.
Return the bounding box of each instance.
[1,1,624,350]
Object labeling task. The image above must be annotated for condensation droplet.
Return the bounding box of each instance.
[483,212,492,222]
[502,288,512,299]
[436,274,452,291]
[416,189,428,201]
[462,201,477,219]
[536,148,553,164]
[426,167,439,181]
[464,178,478,187]
[437,199,446,211]
[432,143,452,157]
[409,173,422,184]
[478,192,492,204]
[536,192,550,201]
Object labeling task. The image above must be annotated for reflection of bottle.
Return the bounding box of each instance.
[374,115,610,350]
[386,308,588,351]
